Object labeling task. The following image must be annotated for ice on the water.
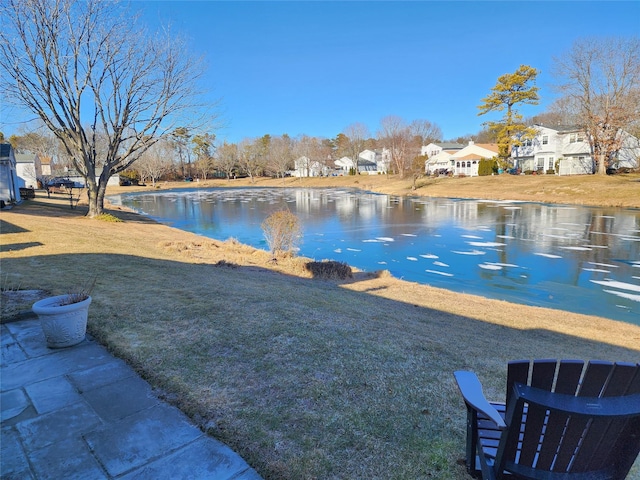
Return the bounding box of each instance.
[603,289,640,302]
[533,252,563,259]
[479,264,502,270]
[426,270,454,277]
[590,279,640,293]
[468,241,506,247]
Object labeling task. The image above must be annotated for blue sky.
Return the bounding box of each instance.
[4,1,639,144]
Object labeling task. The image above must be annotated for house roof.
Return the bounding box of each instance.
[15,153,39,163]
[451,143,499,160]
[436,142,465,150]
[535,124,584,134]
[473,143,499,153]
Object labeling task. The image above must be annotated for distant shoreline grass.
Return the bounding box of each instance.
[2,180,639,479]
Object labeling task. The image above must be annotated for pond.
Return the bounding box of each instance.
[109,187,640,325]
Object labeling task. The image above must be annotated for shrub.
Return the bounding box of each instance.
[478,159,498,176]
[94,213,122,222]
[261,210,302,257]
[546,169,556,175]
[524,170,534,175]
[305,260,353,280]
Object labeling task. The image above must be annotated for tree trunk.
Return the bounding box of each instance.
[596,153,607,175]
[86,182,107,217]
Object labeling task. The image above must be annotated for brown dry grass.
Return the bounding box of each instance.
[2,181,639,479]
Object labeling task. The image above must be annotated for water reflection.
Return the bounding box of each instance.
[109,188,640,324]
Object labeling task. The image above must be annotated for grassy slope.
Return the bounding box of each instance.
[2,175,640,479]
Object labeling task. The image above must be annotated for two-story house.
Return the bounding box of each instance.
[512,124,639,175]
[15,152,43,189]
[358,149,391,174]
[511,125,593,175]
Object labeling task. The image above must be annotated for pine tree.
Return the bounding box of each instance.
[478,65,540,165]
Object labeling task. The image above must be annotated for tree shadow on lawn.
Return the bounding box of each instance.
[3,251,639,479]
[4,194,164,225]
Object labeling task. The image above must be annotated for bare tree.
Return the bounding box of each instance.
[553,37,640,174]
[0,0,211,216]
[342,123,370,174]
[378,115,412,177]
[215,142,239,180]
[136,140,173,187]
[266,135,294,178]
[238,138,265,182]
[409,119,442,146]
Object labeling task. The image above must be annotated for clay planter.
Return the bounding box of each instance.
[32,295,91,348]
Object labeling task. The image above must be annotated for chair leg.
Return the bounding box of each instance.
[465,406,481,477]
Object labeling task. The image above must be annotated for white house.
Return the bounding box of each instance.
[292,156,330,177]
[358,149,390,175]
[0,144,22,206]
[512,124,639,175]
[450,142,499,176]
[422,142,465,174]
[334,156,355,174]
[334,149,390,175]
[15,152,43,189]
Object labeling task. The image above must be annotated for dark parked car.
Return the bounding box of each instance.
[46,178,75,189]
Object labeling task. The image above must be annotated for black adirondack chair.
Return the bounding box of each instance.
[454,360,640,480]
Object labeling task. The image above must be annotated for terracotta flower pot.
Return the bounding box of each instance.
[32,295,91,348]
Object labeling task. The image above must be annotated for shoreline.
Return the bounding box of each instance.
[104,177,640,325]
[106,173,640,209]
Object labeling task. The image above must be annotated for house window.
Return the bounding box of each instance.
[569,134,577,143]
[542,136,548,145]
[576,133,584,142]
[456,162,460,168]
[466,161,471,168]
[524,140,532,147]
[537,157,545,170]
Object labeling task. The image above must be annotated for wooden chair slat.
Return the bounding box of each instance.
[506,360,530,407]
[530,359,557,390]
[578,360,614,397]
[603,362,640,397]
[554,360,585,395]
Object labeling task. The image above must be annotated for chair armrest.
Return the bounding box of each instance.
[454,370,507,429]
